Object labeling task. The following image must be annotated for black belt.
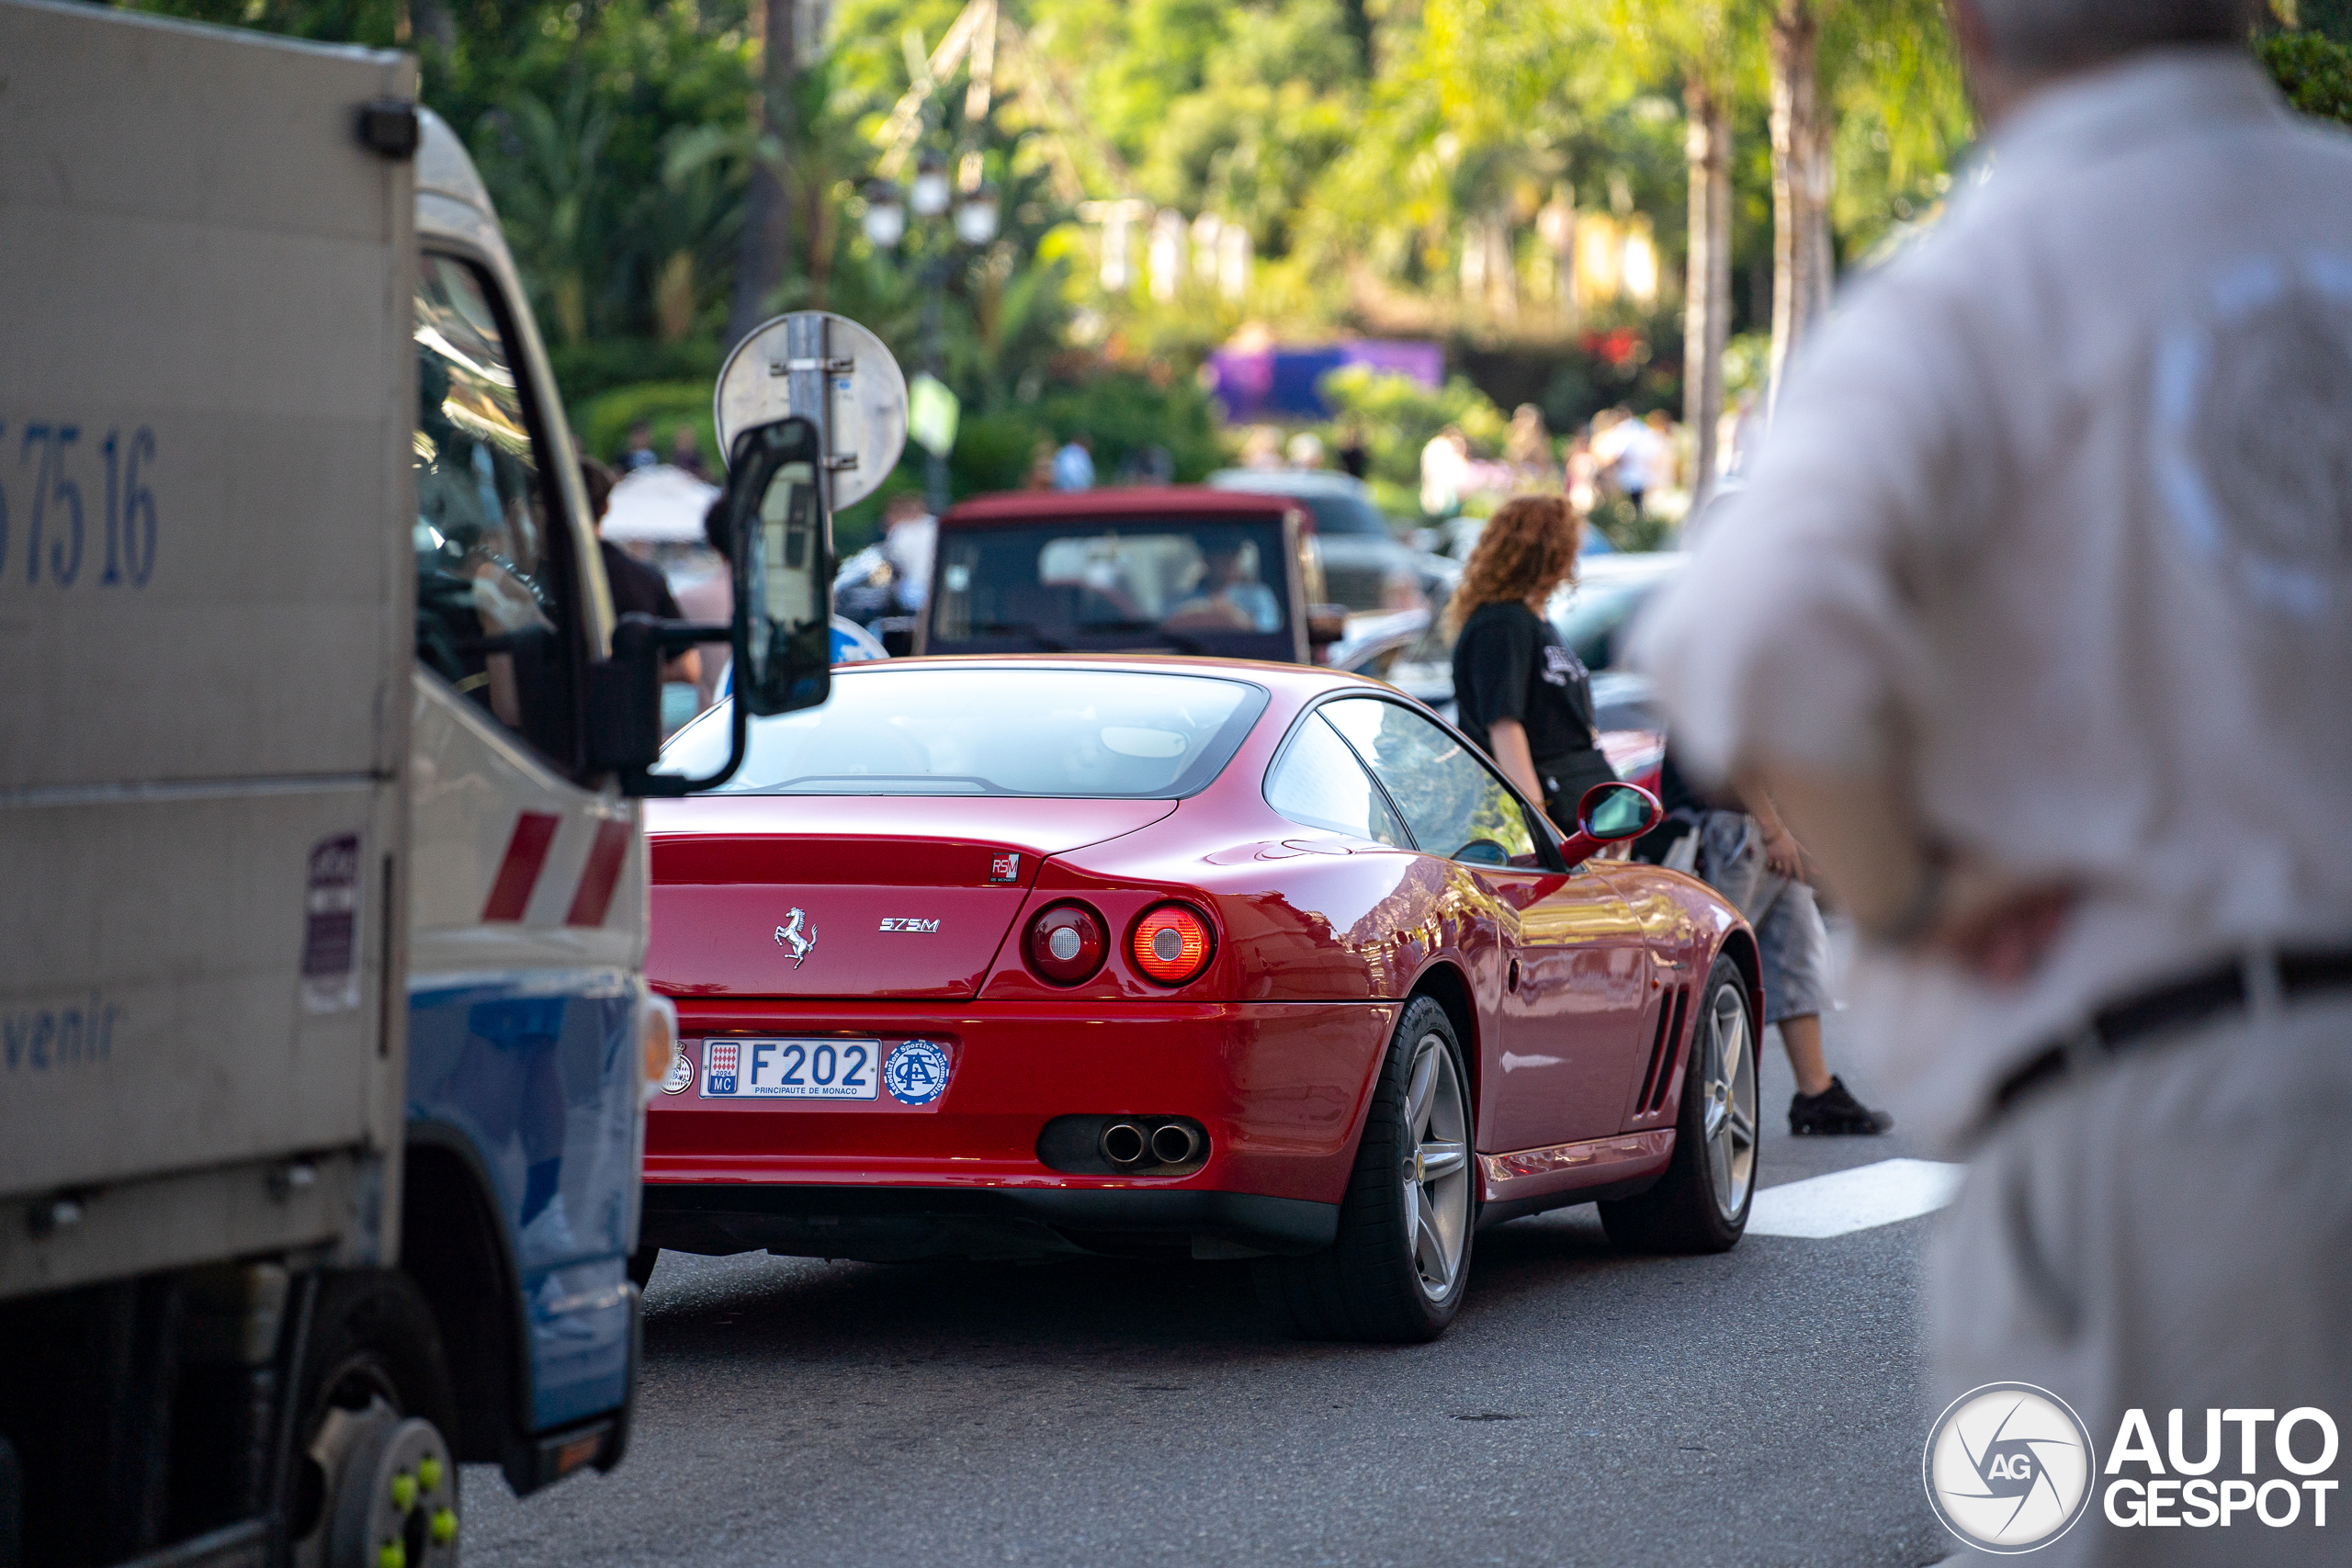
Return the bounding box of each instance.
[1990,947,2352,1124]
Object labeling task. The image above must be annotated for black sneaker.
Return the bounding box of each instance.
[1789,1077,1894,1136]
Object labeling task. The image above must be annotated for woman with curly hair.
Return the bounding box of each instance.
[1447,494,1615,827]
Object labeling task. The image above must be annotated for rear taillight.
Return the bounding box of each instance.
[1025,902,1107,985]
[1130,904,1214,986]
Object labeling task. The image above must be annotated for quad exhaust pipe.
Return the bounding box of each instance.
[1096,1117,1204,1169]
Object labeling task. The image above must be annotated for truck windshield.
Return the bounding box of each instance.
[656,667,1268,797]
[927,518,1292,660]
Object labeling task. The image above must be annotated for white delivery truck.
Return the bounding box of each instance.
[0,4,837,1563]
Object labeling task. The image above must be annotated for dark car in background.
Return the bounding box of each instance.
[1335,551,1685,792]
[917,487,1344,665]
[1208,468,1457,615]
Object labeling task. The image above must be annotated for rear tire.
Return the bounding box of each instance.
[1253,997,1475,1343]
[1600,954,1758,1254]
[287,1269,462,1568]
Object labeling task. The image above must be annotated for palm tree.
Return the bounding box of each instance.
[1769,0,1966,401]
[482,78,614,347]
[1608,0,1754,504]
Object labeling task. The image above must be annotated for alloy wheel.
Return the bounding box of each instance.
[1399,1032,1472,1299]
[1699,981,1758,1221]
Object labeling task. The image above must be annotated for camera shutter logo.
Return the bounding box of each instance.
[1925,1382,2098,1553]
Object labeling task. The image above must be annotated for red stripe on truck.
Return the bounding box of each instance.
[482,812,561,921]
[566,819,633,928]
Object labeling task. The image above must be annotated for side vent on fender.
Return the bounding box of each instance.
[1636,985,1691,1115]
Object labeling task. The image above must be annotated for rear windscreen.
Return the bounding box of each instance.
[928,519,1291,657]
[657,667,1270,797]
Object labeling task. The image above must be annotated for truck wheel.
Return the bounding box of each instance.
[1599,954,1758,1254]
[1253,997,1475,1343]
[288,1270,463,1568]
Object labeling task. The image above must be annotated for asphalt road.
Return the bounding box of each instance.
[465,1027,1961,1568]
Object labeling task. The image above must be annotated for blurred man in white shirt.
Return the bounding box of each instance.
[1638,6,2352,1559]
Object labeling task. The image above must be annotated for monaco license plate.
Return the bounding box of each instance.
[698,1038,879,1100]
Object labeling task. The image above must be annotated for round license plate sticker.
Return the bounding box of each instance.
[662,1052,695,1094]
[884,1040,952,1105]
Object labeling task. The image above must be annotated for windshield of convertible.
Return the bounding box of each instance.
[656,668,1269,797]
[927,518,1291,657]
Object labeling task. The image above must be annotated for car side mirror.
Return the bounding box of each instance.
[587,415,832,795]
[1556,781,1662,868]
[1306,604,1349,649]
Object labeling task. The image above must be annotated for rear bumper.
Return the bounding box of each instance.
[644,999,1397,1253]
[639,1183,1339,1262]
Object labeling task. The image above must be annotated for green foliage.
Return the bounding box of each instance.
[1317,367,1509,488]
[1587,494,1675,551]
[574,381,720,472]
[547,338,727,406]
[1037,369,1224,479]
[2261,30,2352,123]
[123,0,1987,509]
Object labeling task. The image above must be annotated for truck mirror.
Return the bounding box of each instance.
[598,415,834,796]
[727,416,833,719]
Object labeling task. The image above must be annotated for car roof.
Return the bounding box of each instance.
[939,485,1297,526]
[1206,468,1371,498]
[830,651,1396,707]
[1571,550,1685,584]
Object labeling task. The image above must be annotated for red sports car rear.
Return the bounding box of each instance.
[639,658,1759,1340]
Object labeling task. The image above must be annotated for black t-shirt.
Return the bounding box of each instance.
[600,540,684,623]
[1452,599,1599,764]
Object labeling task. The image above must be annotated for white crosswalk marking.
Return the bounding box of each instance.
[1747,1157,1966,1238]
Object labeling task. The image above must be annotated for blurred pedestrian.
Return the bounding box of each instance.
[1419,424,1471,519]
[1606,411,1668,515]
[879,493,937,613]
[1024,439,1057,491]
[1053,433,1095,491]
[1117,443,1176,485]
[1448,494,1615,827]
[667,424,707,479]
[1639,745,1894,1134]
[618,420,658,473]
[1638,3,2352,1551]
[1505,403,1557,487]
[582,458,699,690]
[1285,431,1326,469]
[1336,422,1369,479]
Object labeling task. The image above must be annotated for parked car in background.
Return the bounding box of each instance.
[1551,550,1685,671]
[639,660,1760,1344]
[1331,551,1686,797]
[917,488,1345,665]
[1208,468,1457,617]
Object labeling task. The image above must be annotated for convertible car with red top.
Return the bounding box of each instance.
[638,658,1761,1341]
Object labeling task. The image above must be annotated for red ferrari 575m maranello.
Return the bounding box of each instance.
[638,658,1761,1341]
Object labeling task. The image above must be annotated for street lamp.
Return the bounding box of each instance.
[910,152,953,220]
[863,158,1003,513]
[860,181,906,250]
[953,183,1001,246]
